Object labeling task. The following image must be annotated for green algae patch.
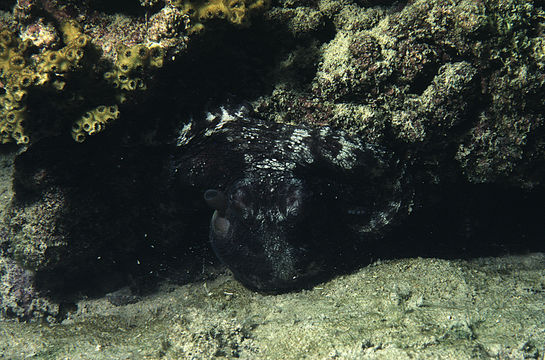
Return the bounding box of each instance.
[1,254,544,359]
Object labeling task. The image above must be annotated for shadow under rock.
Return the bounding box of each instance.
[8,135,215,301]
[362,183,545,266]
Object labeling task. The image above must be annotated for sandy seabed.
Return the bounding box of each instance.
[1,252,544,360]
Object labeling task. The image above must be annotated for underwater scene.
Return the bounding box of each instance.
[0,0,544,358]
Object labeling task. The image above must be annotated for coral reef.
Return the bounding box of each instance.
[256,0,545,187]
[1,2,188,144]
[0,22,91,144]
[0,0,272,144]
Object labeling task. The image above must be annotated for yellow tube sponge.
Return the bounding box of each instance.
[60,20,84,44]
[72,105,120,142]
[0,23,92,144]
[0,29,34,144]
[104,43,164,92]
[172,0,269,32]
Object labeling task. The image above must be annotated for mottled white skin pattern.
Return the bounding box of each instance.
[174,105,413,290]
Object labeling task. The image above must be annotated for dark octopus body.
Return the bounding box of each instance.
[170,106,414,291]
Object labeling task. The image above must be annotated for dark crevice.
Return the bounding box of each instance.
[382,184,545,260]
[86,0,153,16]
[0,1,15,11]
[112,16,331,141]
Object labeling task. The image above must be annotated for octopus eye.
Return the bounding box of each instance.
[205,190,231,237]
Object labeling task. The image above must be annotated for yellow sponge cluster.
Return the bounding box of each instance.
[104,43,164,92]
[0,30,41,144]
[172,0,269,32]
[37,21,89,74]
[71,105,120,142]
[37,36,88,73]
[0,24,90,144]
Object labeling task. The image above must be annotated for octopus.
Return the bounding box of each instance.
[169,105,414,291]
